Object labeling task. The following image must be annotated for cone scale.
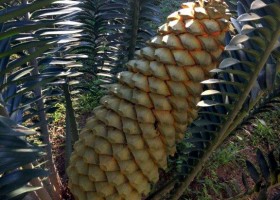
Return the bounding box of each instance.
[67,1,230,199]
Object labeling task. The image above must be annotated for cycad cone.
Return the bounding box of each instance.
[67,1,230,199]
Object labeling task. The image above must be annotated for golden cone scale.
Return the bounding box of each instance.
[68,1,230,199]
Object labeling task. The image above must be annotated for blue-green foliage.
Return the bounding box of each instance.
[0,116,48,200]
[74,0,160,84]
[0,0,82,199]
[175,0,280,181]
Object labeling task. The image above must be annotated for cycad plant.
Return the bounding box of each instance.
[0,115,49,200]
[67,0,232,199]
[74,0,160,84]
[1,0,280,200]
[68,0,280,199]
[0,0,82,199]
[151,0,280,199]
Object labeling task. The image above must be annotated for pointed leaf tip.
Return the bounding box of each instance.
[229,35,250,46]
[197,100,220,107]
[219,58,240,69]
[241,24,255,34]
[256,149,270,182]
[237,13,261,22]
[268,151,277,173]
[251,0,267,10]
[201,90,221,96]
[246,160,260,183]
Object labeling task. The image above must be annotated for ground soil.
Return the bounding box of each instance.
[50,111,93,200]
[50,121,74,200]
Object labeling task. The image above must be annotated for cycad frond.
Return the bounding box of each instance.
[226,148,280,200]
[0,116,48,200]
[163,0,280,199]
[75,0,159,84]
[0,0,82,199]
[0,0,82,124]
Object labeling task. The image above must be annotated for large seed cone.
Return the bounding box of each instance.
[67,1,230,199]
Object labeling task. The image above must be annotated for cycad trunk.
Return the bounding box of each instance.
[67,1,230,199]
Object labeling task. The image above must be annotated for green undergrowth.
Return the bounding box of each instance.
[252,111,280,148]
[158,0,183,23]
[182,108,280,199]
[183,142,244,200]
[51,103,66,123]
[48,79,105,133]
[75,79,105,114]
[149,0,183,29]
